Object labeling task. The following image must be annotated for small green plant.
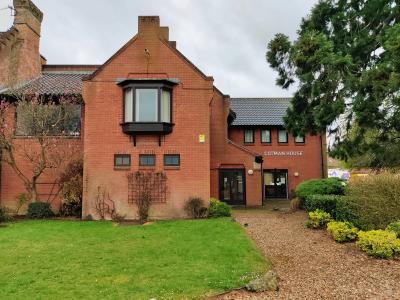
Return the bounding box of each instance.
[208,198,231,218]
[27,202,54,219]
[15,193,28,215]
[386,221,400,238]
[184,197,208,219]
[306,209,331,229]
[357,230,400,259]
[0,207,13,223]
[327,221,358,242]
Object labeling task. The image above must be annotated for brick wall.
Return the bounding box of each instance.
[82,16,214,219]
[0,0,43,87]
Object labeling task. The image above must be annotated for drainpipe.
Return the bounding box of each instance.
[320,134,326,178]
[255,155,264,204]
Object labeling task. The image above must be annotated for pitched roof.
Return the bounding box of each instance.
[0,71,93,95]
[229,98,291,126]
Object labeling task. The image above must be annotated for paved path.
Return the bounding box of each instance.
[216,209,400,300]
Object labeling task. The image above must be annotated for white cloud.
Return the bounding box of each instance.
[5,0,318,97]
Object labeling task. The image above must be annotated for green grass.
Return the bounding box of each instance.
[0,218,268,299]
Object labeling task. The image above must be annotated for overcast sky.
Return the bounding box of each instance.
[0,0,317,97]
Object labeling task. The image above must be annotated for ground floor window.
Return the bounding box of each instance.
[139,154,155,166]
[264,169,288,199]
[219,169,245,205]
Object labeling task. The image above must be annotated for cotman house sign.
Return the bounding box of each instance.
[264,150,304,156]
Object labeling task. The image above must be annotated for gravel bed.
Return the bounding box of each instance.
[215,209,400,300]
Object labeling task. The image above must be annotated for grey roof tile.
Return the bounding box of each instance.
[230,98,291,126]
[1,71,93,95]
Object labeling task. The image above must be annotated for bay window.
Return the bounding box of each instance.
[123,86,172,123]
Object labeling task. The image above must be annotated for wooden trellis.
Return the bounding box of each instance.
[127,171,167,204]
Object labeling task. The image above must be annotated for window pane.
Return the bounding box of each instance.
[164,154,180,166]
[261,130,271,143]
[161,90,171,123]
[115,157,123,166]
[244,129,254,143]
[124,88,133,122]
[136,89,158,122]
[278,130,287,143]
[115,154,131,166]
[140,155,155,166]
[295,135,305,143]
[16,102,81,136]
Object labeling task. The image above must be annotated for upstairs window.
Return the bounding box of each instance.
[278,129,288,143]
[261,129,271,143]
[124,86,171,123]
[295,135,305,144]
[244,129,254,143]
[16,102,81,136]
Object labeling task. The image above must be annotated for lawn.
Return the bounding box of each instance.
[0,218,268,299]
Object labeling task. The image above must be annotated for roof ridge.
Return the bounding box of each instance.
[230,97,292,100]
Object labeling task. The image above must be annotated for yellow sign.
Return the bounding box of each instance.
[199,134,205,143]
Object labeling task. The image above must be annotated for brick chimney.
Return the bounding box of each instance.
[0,0,43,88]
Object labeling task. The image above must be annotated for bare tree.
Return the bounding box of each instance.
[0,93,83,203]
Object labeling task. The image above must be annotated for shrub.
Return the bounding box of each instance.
[304,194,341,217]
[59,200,82,218]
[27,202,54,219]
[290,197,301,211]
[59,159,83,217]
[356,230,400,259]
[327,221,358,242]
[386,221,400,238]
[295,178,346,201]
[184,197,208,219]
[0,207,13,223]
[208,198,231,218]
[344,173,400,230]
[306,209,332,229]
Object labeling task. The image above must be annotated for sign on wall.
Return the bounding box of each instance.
[264,151,304,156]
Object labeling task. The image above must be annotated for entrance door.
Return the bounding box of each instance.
[219,169,245,205]
[264,169,288,199]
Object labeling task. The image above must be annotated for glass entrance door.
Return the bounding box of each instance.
[219,169,245,205]
[264,169,288,199]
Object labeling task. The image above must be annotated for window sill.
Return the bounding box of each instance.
[14,135,81,139]
[114,166,131,171]
[244,143,255,146]
[278,142,289,145]
[164,166,180,170]
[295,143,305,146]
[261,142,272,145]
[139,166,156,170]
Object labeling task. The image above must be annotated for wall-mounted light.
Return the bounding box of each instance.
[248,169,254,175]
[294,172,299,177]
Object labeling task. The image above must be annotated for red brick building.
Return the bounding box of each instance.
[0,0,327,219]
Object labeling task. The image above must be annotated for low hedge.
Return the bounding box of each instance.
[295,177,346,201]
[27,202,54,219]
[339,173,400,230]
[304,194,341,217]
[327,221,358,242]
[306,209,332,229]
[208,198,231,218]
[357,230,400,259]
[386,221,400,238]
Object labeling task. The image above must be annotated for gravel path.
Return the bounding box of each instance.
[215,209,400,300]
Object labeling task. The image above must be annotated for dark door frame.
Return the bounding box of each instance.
[218,168,246,205]
[264,169,288,199]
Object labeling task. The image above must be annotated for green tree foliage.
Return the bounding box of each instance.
[267,0,400,167]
